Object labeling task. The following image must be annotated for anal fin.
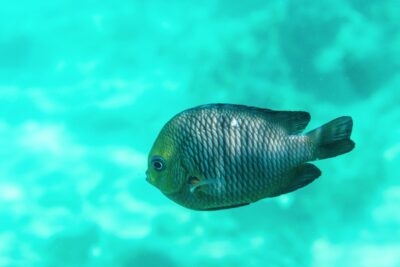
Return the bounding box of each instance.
[271,163,321,197]
[200,202,250,211]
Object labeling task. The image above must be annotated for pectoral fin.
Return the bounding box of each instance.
[189,176,225,195]
[189,179,216,193]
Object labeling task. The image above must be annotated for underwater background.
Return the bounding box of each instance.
[1,0,400,266]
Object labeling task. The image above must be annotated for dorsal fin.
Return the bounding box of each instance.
[268,110,311,134]
[214,104,310,134]
[190,104,311,135]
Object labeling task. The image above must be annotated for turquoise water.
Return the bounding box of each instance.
[1,1,400,266]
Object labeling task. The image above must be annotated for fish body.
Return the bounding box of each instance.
[146,104,355,211]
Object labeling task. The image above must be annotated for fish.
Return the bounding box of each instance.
[146,104,355,211]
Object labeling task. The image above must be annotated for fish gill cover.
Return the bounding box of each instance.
[0,0,399,267]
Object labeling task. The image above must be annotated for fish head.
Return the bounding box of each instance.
[146,126,186,195]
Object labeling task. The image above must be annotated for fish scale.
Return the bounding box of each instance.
[147,104,355,210]
[188,110,296,204]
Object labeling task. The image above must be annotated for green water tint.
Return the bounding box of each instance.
[0,0,399,266]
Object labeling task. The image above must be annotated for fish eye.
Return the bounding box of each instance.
[151,156,165,171]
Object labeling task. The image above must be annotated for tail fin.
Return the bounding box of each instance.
[307,116,355,160]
